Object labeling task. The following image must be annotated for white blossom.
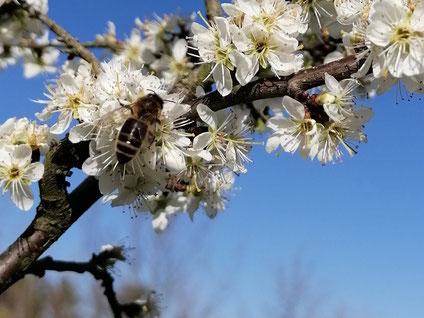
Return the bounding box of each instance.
[318,73,359,121]
[190,16,237,96]
[194,104,254,171]
[266,96,317,159]
[117,29,154,67]
[0,117,54,155]
[0,144,44,211]
[310,108,373,164]
[151,38,193,84]
[35,60,96,134]
[366,0,424,78]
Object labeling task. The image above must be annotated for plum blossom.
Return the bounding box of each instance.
[310,108,373,164]
[190,16,237,96]
[35,60,96,134]
[317,73,359,121]
[366,0,424,78]
[0,144,44,210]
[266,96,317,159]
[0,117,54,155]
[151,39,193,84]
[194,104,254,172]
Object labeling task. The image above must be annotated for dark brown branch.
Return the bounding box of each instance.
[0,139,101,294]
[18,0,101,75]
[188,54,362,118]
[204,0,223,21]
[28,252,140,318]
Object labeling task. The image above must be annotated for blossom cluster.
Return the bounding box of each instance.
[333,0,424,95]
[266,73,373,164]
[95,14,196,87]
[3,0,424,232]
[0,117,53,210]
[0,0,59,77]
[35,57,255,231]
[189,1,306,96]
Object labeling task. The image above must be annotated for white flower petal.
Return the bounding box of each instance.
[50,110,73,134]
[266,133,281,153]
[12,144,32,167]
[193,132,212,150]
[172,38,188,61]
[197,104,218,130]
[10,182,34,211]
[152,212,168,232]
[25,162,44,181]
[282,96,305,120]
[213,64,233,96]
[163,149,186,172]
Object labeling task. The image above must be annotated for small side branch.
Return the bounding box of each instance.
[17,0,101,75]
[28,251,147,318]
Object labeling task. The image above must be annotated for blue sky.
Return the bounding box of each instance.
[1,1,424,317]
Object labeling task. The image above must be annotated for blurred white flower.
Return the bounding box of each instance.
[151,38,193,84]
[0,117,54,155]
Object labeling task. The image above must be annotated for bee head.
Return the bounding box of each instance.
[145,93,164,110]
[132,92,164,118]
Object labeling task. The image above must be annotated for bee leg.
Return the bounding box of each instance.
[117,99,132,110]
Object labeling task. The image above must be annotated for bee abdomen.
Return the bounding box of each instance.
[116,118,147,164]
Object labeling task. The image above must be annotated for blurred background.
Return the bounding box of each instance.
[1,1,424,317]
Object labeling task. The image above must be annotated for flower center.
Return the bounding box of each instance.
[300,120,314,134]
[395,26,411,42]
[27,135,40,150]
[247,35,276,68]
[68,95,82,118]
[171,58,190,76]
[213,32,235,70]
[8,166,22,180]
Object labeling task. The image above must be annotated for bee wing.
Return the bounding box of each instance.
[138,114,158,148]
[99,102,133,128]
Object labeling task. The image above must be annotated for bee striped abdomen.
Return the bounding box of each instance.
[116,118,147,164]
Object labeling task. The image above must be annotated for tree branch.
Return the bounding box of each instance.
[17,0,101,75]
[188,54,362,118]
[204,0,222,21]
[0,139,101,294]
[15,38,125,52]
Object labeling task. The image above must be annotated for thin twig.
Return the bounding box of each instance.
[16,38,125,52]
[204,0,223,21]
[17,0,101,75]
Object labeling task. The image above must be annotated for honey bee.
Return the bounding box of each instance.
[115,93,163,164]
